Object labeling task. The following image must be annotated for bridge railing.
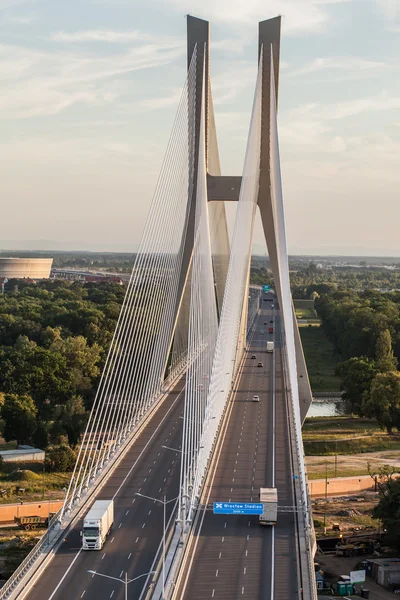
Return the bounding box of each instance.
[280,327,318,600]
[0,509,62,600]
[0,356,189,600]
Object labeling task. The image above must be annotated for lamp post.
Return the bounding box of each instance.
[87,569,155,600]
[135,492,179,599]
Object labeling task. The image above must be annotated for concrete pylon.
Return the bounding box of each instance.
[257,17,313,422]
[170,15,313,422]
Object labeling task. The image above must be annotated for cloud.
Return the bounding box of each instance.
[7,14,35,23]
[0,39,184,118]
[164,0,349,35]
[50,29,182,46]
[375,0,400,31]
[286,91,400,123]
[291,56,390,76]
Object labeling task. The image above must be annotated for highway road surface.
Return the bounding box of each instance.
[175,302,300,599]
[25,380,185,600]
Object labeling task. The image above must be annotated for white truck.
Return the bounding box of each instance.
[266,341,274,353]
[82,499,114,550]
[259,488,278,525]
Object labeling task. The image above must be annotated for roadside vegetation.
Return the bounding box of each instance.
[299,326,341,392]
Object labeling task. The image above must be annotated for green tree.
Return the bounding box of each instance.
[372,473,400,551]
[364,371,400,433]
[376,329,397,372]
[60,396,87,447]
[1,394,37,445]
[336,357,377,414]
[45,445,76,472]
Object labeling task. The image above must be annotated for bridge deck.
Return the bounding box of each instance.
[24,380,185,600]
[175,306,300,599]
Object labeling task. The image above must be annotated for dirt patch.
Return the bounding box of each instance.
[312,494,379,535]
[306,450,400,479]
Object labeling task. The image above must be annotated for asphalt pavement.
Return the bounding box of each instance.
[25,378,186,600]
[176,304,300,599]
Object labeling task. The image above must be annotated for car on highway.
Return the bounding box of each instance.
[270,319,273,323]
[264,321,267,325]
[252,395,260,402]
[271,304,274,308]
[251,354,257,359]
[257,362,263,367]
[260,330,264,334]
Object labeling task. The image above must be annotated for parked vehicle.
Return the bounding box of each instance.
[14,515,49,530]
[82,500,114,550]
[259,488,278,525]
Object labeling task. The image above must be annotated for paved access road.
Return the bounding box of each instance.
[25,379,185,600]
[176,304,300,599]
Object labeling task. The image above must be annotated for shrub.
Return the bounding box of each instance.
[45,445,76,472]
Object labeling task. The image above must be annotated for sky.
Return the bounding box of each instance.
[1,0,400,256]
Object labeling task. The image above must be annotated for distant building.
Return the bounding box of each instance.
[52,268,123,284]
[0,257,53,279]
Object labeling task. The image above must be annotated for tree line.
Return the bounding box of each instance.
[315,289,400,432]
[0,280,125,467]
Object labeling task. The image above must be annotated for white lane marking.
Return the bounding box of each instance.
[111,385,186,500]
[91,572,95,578]
[102,553,106,560]
[245,550,248,557]
[111,537,115,543]
[244,567,247,575]
[148,468,152,473]
[219,552,222,559]
[142,522,146,528]
[212,591,215,598]
[247,534,249,541]
[46,549,82,599]
[132,498,136,504]
[143,477,147,482]
[148,510,152,515]
[118,523,122,529]
[110,591,114,598]
[215,570,219,577]
[120,570,124,578]
[126,510,129,516]
[242,587,245,595]
[159,488,162,492]
[138,487,142,493]
[135,536,139,543]
[128,552,132,559]
[80,592,86,598]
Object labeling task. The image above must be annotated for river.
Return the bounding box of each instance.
[308,398,347,417]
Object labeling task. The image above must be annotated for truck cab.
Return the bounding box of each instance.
[82,499,114,550]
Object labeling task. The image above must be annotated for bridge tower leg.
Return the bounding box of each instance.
[257,18,313,421]
[164,16,231,379]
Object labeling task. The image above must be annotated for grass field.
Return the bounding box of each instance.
[293,299,320,323]
[303,416,400,456]
[299,325,341,392]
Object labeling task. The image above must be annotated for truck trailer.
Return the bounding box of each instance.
[259,487,278,525]
[82,499,114,550]
[266,341,274,353]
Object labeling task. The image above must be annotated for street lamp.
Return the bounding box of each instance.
[87,569,155,600]
[135,492,179,599]
[161,445,183,453]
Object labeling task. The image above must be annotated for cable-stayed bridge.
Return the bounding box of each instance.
[2,15,317,600]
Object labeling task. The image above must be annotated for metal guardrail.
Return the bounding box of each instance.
[280,327,318,600]
[0,509,62,600]
[0,358,189,600]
